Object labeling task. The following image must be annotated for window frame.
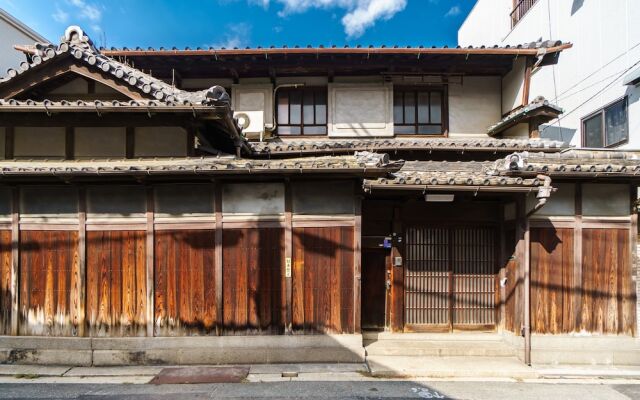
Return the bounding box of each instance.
[276,86,328,136]
[393,86,448,136]
[581,97,629,148]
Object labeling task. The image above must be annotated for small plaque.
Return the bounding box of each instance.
[285,257,292,277]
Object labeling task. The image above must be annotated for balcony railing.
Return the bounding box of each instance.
[511,0,539,28]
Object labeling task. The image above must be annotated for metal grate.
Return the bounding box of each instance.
[511,0,539,27]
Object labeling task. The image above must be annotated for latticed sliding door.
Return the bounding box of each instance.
[404,226,496,330]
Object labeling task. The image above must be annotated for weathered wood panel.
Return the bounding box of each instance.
[155,230,216,336]
[86,230,146,337]
[292,226,354,333]
[503,226,518,333]
[0,231,11,334]
[19,231,80,336]
[222,228,285,334]
[530,228,574,334]
[581,228,635,335]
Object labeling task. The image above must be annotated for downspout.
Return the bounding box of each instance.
[523,174,552,366]
[264,83,305,135]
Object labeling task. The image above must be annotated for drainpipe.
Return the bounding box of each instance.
[523,174,552,366]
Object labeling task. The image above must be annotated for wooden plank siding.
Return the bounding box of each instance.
[530,227,635,335]
[86,230,147,337]
[154,230,216,336]
[19,231,80,336]
[292,226,355,333]
[222,228,286,334]
[0,231,12,334]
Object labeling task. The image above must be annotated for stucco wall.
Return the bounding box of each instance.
[328,82,394,137]
[448,76,502,137]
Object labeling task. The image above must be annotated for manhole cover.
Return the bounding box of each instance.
[149,366,250,384]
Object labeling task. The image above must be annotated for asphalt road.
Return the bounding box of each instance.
[0,381,638,400]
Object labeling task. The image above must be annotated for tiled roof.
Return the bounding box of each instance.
[364,160,541,191]
[1,26,230,107]
[0,152,400,177]
[89,40,570,55]
[0,98,231,112]
[249,137,568,156]
[487,97,563,136]
[506,150,640,177]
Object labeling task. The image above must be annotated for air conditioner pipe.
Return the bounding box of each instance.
[264,83,306,136]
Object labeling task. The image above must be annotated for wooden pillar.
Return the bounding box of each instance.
[214,183,223,335]
[498,201,506,331]
[126,127,135,159]
[353,193,362,333]
[145,186,154,337]
[77,187,86,337]
[573,184,583,329]
[523,216,531,365]
[65,127,74,160]
[521,57,533,107]
[284,180,293,333]
[390,205,404,332]
[630,185,639,337]
[10,186,18,336]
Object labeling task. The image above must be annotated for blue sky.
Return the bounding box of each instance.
[1,0,475,49]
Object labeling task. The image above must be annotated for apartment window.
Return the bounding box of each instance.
[511,0,539,27]
[277,87,327,135]
[393,88,445,135]
[582,98,628,148]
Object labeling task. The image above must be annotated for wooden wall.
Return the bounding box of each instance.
[19,231,80,336]
[292,226,354,333]
[0,231,11,335]
[155,230,216,336]
[222,228,285,334]
[86,230,147,337]
[530,227,635,335]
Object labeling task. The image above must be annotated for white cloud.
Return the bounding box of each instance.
[209,22,252,49]
[444,5,460,17]
[52,6,69,23]
[67,0,102,22]
[256,0,407,38]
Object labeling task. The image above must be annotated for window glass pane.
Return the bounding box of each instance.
[87,186,146,218]
[303,90,315,125]
[20,187,78,218]
[303,126,327,135]
[404,92,415,124]
[605,99,627,146]
[430,92,442,124]
[222,183,284,215]
[315,90,327,125]
[292,181,354,215]
[155,185,214,218]
[289,90,301,125]
[417,92,430,124]
[582,184,629,216]
[393,90,404,124]
[583,114,603,148]
[278,126,301,135]
[277,91,289,125]
[395,125,416,134]
[417,125,442,135]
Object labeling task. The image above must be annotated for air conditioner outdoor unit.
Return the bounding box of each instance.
[234,111,265,140]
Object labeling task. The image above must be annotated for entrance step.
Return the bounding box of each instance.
[363,332,515,357]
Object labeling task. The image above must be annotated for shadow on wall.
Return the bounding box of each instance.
[540,124,577,145]
[571,0,585,16]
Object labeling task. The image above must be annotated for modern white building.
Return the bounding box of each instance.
[459,0,640,149]
[0,8,46,77]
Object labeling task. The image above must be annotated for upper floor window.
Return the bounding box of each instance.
[277,86,327,135]
[393,87,445,135]
[582,97,628,148]
[511,0,539,28]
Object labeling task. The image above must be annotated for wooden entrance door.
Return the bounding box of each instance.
[404,226,497,331]
[361,249,389,329]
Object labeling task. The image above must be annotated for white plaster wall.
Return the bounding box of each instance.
[502,58,526,114]
[231,84,274,126]
[460,0,640,148]
[328,83,393,137]
[0,12,45,77]
[448,76,502,137]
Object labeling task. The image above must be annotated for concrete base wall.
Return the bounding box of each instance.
[502,332,640,366]
[0,335,365,366]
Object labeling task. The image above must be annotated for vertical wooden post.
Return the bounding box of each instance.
[498,201,506,331]
[390,205,404,332]
[522,57,533,107]
[523,215,531,365]
[65,127,74,160]
[145,186,154,337]
[214,183,223,335]
[77,187,86,337]
[630,185,639,337]
[573,184,583,330]
[10,186,19,336]
[353,193,362,333]
[126,127,135,159]
[284,180,293,333]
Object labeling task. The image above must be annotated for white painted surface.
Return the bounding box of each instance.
[460,0,640,148]
[328,83,393,137]
[0,10,46,78]
[448,76,502,136]
[231,84,274,127]
[502,58,527,114]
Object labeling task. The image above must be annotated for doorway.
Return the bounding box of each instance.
[361,248,389,330]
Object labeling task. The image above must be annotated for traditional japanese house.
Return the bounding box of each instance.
[0,26,637,367]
